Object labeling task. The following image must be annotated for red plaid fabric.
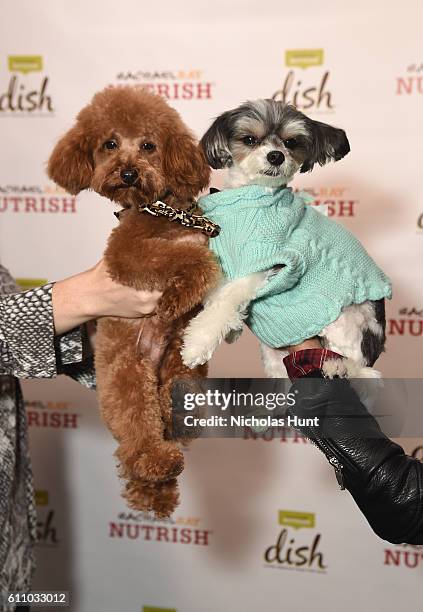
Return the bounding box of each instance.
[283,348,344,381]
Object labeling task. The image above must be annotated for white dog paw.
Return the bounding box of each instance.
[181,342,216,368]
[181,312,225,368]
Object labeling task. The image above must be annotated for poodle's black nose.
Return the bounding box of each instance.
[267,150,285,166]
[120,168,138,185]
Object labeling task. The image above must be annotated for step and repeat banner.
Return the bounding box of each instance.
[1,1,422,611]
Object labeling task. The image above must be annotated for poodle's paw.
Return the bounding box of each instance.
[124,479,179,518]
[134,445,184,482]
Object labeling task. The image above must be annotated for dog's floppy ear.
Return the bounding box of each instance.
[200,111,237,169]
[300,119,350,173]
[163,133,211,201]
[47,123,93,194]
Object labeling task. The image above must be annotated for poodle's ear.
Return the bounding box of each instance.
[47,123,93,194]
[200,110,236,169]
[163,133,211,201]
[300,119,350,173]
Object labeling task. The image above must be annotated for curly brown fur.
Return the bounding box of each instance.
[47,85,210,205]
[124,478,180,519]
[47,86,220,517]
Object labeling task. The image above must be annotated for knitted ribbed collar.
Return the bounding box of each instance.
[199,185,309,226]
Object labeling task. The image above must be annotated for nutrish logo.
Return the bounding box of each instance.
[396,62,423,95]
[264,510,327,573]
[384,543,423,569]
[0,184,77,213]
[0,55,54,116]
[272,49,334,113]
[388,307,423,337]
[109,511,212,546]
[115,68,214,100]
[26,399,82,429]
[244,424,309,443]
[298,185,358,217]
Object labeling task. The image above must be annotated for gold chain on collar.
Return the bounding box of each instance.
[137,200,220,238]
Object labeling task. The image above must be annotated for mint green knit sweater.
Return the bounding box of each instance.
[199,185,392,347]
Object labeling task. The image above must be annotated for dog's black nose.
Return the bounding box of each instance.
[267,150,285,166]
[120,168,138,185]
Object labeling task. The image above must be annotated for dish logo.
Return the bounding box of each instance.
[0,55,54,115]
[279,509,315,530]
[15,278,47,291]
[264,509,327,572]
[143,607,176,612]
[285,49,324,70]
[8,55,43,74]
[272,49,334,112]
[35,489,60,547]
[35,489,49,506]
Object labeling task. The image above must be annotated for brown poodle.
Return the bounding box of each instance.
[47,86,220,517]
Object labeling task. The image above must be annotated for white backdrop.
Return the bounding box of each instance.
[1,1,423,611]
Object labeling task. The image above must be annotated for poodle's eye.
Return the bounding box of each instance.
[103,139,118,151]
[242,135,258,146]
[141,142,156,151]
[283,138,298,150]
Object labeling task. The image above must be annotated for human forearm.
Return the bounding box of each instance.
[52,268,100,335]
[52,259,162,335]
[287,372,423,544]
[0,259,162,379]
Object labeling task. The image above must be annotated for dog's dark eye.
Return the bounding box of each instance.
[242,135,257,146]
[103,139,118,151]
[283,138,298,149]
[141,142,156,151]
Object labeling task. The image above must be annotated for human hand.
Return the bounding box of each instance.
[86,259,162,318]
[52,259,162,335]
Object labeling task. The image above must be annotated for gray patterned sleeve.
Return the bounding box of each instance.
[0,283,57,377]
[0,282,96,388]
[55,322,97,390]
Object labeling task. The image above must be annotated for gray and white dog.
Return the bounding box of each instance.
[181,100,388,378]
